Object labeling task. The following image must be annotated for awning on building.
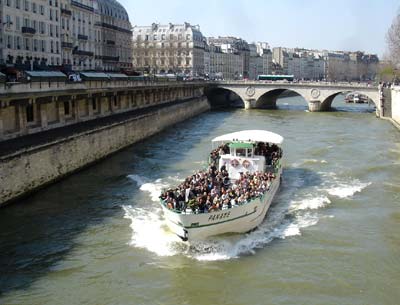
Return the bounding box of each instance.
[79,72,110,81]
[107,73,128,80]
[25,71,67,82]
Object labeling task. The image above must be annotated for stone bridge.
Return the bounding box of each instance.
[209,81,380,113]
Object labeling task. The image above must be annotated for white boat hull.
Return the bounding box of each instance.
[161,168,282,241]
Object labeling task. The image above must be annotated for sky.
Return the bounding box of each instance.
[119,0,399,57]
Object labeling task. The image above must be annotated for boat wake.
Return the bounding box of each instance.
[123,171,370,261]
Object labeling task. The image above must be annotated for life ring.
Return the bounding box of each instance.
[230,159,239,167]
[242,160,251,169]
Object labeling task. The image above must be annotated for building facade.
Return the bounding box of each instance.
[204,42,243,80]
[0,0,62,70]
[0,0,132,73]
[249,43,263,79]
[208,36,250,78]
[132,22,205,76]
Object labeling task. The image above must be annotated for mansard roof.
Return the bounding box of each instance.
[97,0,130,22]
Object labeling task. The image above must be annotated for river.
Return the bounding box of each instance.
[1,96,399,305]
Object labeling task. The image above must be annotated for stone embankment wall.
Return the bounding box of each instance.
[391,87,400,126]
[0,97,210,206]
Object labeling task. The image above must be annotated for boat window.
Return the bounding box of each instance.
[236,148,246,157]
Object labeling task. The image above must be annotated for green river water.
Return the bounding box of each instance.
[0,97,399,305]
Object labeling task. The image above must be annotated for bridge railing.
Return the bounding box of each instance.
[216,80,378,89]
[0,80,208,95]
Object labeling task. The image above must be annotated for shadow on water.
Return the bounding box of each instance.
[0,153,135,297]
[0,109,230,296]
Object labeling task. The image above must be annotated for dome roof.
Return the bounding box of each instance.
[97,0,130,22]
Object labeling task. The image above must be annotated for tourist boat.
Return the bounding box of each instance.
[345,93,369,104]
[159,130,284,241]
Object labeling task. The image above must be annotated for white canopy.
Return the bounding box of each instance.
[212,130,284,145]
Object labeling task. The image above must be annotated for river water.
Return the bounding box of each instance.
[1,97,400,305]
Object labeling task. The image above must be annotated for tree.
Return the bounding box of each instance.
[386,11,400,66]
[378,62,400,83]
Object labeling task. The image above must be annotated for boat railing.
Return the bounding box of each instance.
[160,177,278,215]
[161,193,267,215]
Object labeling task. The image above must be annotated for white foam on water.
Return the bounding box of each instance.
[291,196,331,211]
[128,174,178,202]
[123,205,183,257]
[292,159,328,168]
[326,181,371,199]
[317,172,371,198]
[304,159,323,164]
[128,174,147,187]
[123,174,334,262]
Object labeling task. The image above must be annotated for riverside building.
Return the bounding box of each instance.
[207,36,250,78]
[0,0,133,73]
[132,22,206,76]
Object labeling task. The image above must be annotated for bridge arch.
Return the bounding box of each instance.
[204,87,245,108]
[255,88,308,109]
[320,90,378,111]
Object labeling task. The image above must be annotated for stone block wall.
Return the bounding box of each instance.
[391,87,400,126]
[0,97,210,206]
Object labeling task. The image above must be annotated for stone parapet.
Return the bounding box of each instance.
[0,97,210,207]
[391,86,400,127]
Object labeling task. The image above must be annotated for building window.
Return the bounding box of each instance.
[64,101,70,115]
[40,21,45,34]
[6,15,12,28]
[16,36,21,49]
[15,16,20,31]
[7,35,12,49]
[25,0,29,11]
[92,98,97,111]
[26,104,34,122]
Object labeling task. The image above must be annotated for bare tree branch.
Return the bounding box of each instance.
[386,12,400,66]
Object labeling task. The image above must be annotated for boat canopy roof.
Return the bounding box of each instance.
[212,130,284,145]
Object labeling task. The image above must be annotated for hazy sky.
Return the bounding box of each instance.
[119,0,399,57]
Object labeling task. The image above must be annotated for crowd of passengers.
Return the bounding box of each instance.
[160,142,281,214]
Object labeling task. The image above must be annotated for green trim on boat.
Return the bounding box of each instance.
[228,142,254,149]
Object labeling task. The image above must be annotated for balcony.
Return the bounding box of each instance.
[94,22,132,35]
[106,40,115,45]
[22,27,36,35]
[62,41,73,48]
[78,34,88,40]
[72,49,94,56]
[61,8,72,16]
[95,55,119,62]
[71,0,94,12]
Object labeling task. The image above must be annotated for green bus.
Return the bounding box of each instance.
[257,75,294,81]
